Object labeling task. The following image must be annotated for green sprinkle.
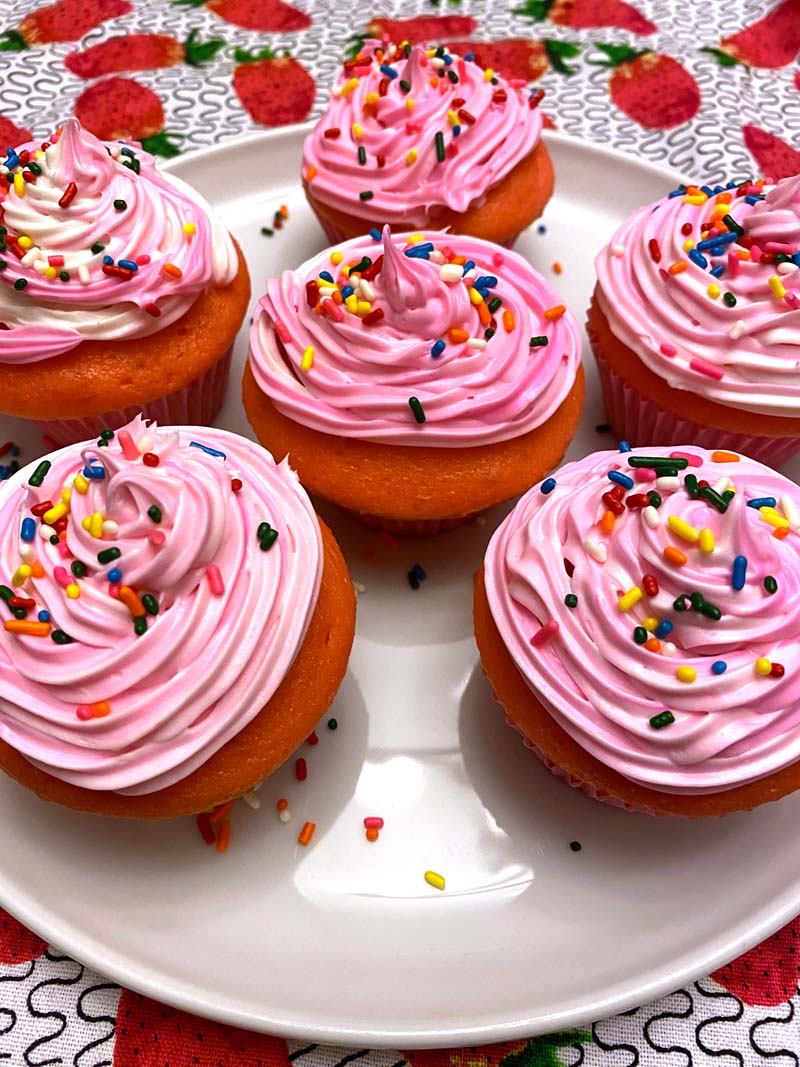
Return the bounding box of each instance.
[359,190,374,201]
[647,490,662,508]
[408,570,420,590]
[28,162,41,175]
[628,455,689,470]
[59,271,70,282]
[723,292,737,307]
[408,396,426,424]
[633,626,648,644]
[564,593,578,608]
[487,296,502,314]
[650,711,675,730]
[260,227,274,237]
[484,327,495,340]
[673,595,689,612]
[257,521,271,541]
[447,69,459,83]
[100,429,115,440]
[327,717,338,730]
[51,629,73,644]
[14,278,27,291]
[435,131,445,163]
[357,145,367,166]
[28,460,51,487]
[722,213,744,237]
[351,257,372,274]
[529,335,548,347]
[12,607,26,619]
[122,158,140,175]
[764,575,778,595]
[690,591,705,611]
[0,260,6,271]
[113,199,127,211]
[70,561,87,578]
[699,485,728,512]
[399,79,411,92]
[97,547,121,564]
[97,438,108,448]
[569,841,582,852]
[722,489,735,503]
[0,586,12,603]
[91,242,105,254]
[147,505,162,523]
[49,535,59,546]
[134,616,148,636]
[684,473,699,498]
[141,593,159,615]
[260,528,279,550]
[699,601,722,620]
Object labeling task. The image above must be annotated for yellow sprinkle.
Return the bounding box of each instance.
[13,173,24,197]
[300,346,315,372]
[356,300,371,316]
[447,110,459,126]
[760,506,790,529]
[365,92,379,104]
[407,234,425,244]
[17,235,33,250]
[643,616,658,632]
[405,149,418,166]
[468,287,483,305]
[11,565,31,586]
[89,512,104,539]
[405,98,415,109]
[424,870,446,891]
[73,475,88,495]
[182,222,196,236]
[618,586,643,612]
[755,657,772,676]
[43,502,67,525]
[81,516,91,531]
[44,266,57,279]
[677,665,697,683]
[344,294,358,313]
[682,239,695,252]
[667,515,699,543]
[769,274,786,299]
[341,78,359,96]
[352,122,364,138]
[60,487,71,502]
[65,583,80,599]
[330,251,343,265]
[483,68,494,81]
[34,150,45,159]
[698,528,715,554]
[684,194,708,205]
[707,283,720,299]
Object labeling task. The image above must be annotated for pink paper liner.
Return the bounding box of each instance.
[347,509,476,536]
[34,345,233,448]
[591,341,800,467]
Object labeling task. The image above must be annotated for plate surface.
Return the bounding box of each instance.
[1,126,800,1048]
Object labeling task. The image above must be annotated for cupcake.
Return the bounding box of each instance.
[302,41,552,248]
[475,444,800,817]
[0,119,250,447]
[590,174,800,466]
[0,416,355,819]
[243,227,584,535]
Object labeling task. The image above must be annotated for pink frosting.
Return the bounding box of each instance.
[0,417,322,795]
[0,119,237,363]
[302,41,543,228]
[248,227,581,447]
[484,445,800,795]
[595,175,800,419]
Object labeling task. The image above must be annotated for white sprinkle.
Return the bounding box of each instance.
[32,259,47,275]
[241,791,261,810]
[18,543,34,563]
[466,338,487,350]
[583,538,607,563]
[461,269,477,283]
[439,264,463,283]
[729,320,746,340]
[279,809,291,823]
[78,265,90,284]
[781,494,800,530]
[656,476,679,490]
[358,278,375,301]
[712,476,730,495]
[21,249,39,267]
[611,244,626,258]
[353,580,366,595]
[38,523,56,540]
[661,642,676,657]
[430,57,445,69]
[102,519,119,537]
[643,505,661,528]
[429,250,445,264]
[137,434,153,454]
[778,262,798,275]
[317,285,336,299]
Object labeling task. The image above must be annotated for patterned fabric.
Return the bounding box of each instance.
[1,0,800,1062]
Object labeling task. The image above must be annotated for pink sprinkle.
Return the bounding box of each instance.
[108,582,120,598]
[47,255,65,267]
[53,565,69,589]
[458,60,467,80]
[57,540,70,558]
[690,357,724,380]
[660,342,677,357]
[149,530,166,546]
[206,564,224,596]
[76,704,93,721]
[441,246,454,260]
[492,252,505,268]
[530,619,559,647]
[509,77,526,88]
[745,183,762,195]
[670,450,702,467]
[727,251,740,279]
[750,244,762,263]
[117,429,139,461]
[765,242,796,254]
[785,292,800,310]
[364,817,384,829]
[635,467,657,483]
[274,320,291,343]
[322,297,343,322]
[136,254,151,265]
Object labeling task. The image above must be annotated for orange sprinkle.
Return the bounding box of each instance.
[30,562,45,578]
[118,585,145,618]
[552,262,562,275]
[712,450,739,462]
[298,820,316,847]
[331,289,342,305]
[451,255,467,265]
[306,165,317,181]
[208,799,234,824]
[544,305,566,320]
[216,820,231,854]
[366,827,379,842]
[502,309,515,332]
[774,526,790,540]
[3,619,50,636]
[644,637,661,652]
[276,797,289,811]
[668,261,688,275]
[477,301,491,326]
[162,262,182,279]
[599,510,615,533]
[429,76,438,88]
[448,327,469,343]
[663,546,688,566]
[717,192,733,203]
[279,204,289,219]
[91,701,111,718]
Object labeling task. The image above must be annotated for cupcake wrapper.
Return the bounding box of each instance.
[347,509,476,536]
[35,345,234,449]
[592,344,800,467]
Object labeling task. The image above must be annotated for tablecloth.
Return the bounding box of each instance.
[1,0,799,1062]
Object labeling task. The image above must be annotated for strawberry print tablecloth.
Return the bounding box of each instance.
[1,0,800,1062]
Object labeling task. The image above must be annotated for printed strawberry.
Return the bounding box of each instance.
[712,915,800,1006]
[795,70,800,90]
[0,0,130,50]
[0,116,32,146]
[446,38,582,81]
[172,0,310,32]
[589,43,701,129]
[405,1031,593,1067]
[233,48,315,127]
[114,990,292,1066]
[743,125,800,180]
[367,14,477,45]
[0,908,47,964]
[512,0,656,36]
[65,30,224,79]
[75,77,182,157]
[700,0,800,69]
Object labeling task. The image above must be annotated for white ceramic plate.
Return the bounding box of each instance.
[1,126,800,1048]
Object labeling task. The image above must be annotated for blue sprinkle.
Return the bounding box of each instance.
[319,270,334,283]
[453,125,461,137]
[689,249,709,269]
[0,466,8,481]
[341,285,354,299]
[710,264,725,277]
[464,52,475,61]
[118,258,138,271]
[108,567,122,583]
[537,224,546,234]
[541,477,556,495]
[412,563,427,580]
[700,185,714,196]
[431,339,446,358]
[443,54,453,65]
[712,661,728,675]
[10,446,19,457]
[697,232,737,251]
[405,242,434,258]
[379,63,398,78]
[3,150,20,170]
[745,194,763,204]
[102,255,114,265]
[668,189,685,198]
[608,469,634,490]
[369,228,381,241]
[462,260,475,273]
[618,440,631,453]
[712,185,725,195]
[475,275,498,289]
[189,441,226,460]
[726,181,738,189]
[120,146,135,157]
[476,287,490,300]
[20,518,35,542]
[747,496,777,509]
[732,554,747,591]
[37,610,50,623]
[83,465,105,479]
[793,252,800,268]
[654,620,673,640]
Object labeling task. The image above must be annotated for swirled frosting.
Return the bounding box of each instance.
[0,416,322,795]
[0,119,237,364]
[248,227,581,447]
[302,41,543,228]
[595,174,800,418]
[484,445,800,795]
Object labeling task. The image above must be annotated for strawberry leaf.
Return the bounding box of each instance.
[699,46,741,68]
[183,28,225,66]
[587,42,648,67]
[500,1030,593,1067]
[0,30,27,51]
[345,34,366,60]
[233,45,277,64]
[139,132,183,158]
[543,38,582,75]
[171,0,208,7]
[510,0,555,19]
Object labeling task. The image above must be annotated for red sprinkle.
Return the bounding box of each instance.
[642,574,659,597]
[142,452,160,467]
[102,264,134,280]
[307,731,319,746]
[8,596,35,609]
[32,499,54,516]
[648,238,661,263]
[458,108,476,125]
[771,663,785,677]
[361,254,384,280]
[196,814,215,846]
[143,303,161,317]
[295,757,308,781]
[208,799,233,824]
[530,619,560,647]
[324,127,341,139]
[529,89,545,108]
[0,441,13,458]
[376,153,386,168]
[231,478,243,493]
[362,307,385,327]
[378,77,389,97]
[47,255,65,267]
[626,494,650,509]
[22,170,36,184]
[306,280,318,307]
[58,181,77,209]
[602,492,625,516]
[492,89,507,104]
[681,222,693,235]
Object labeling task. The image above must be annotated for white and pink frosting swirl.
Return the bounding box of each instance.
[0,119,237,363]
[248,227,581,447]
[0,417,322,795]
[595,174,800,418]
[302,41,544,228]
[484,445,800,795]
